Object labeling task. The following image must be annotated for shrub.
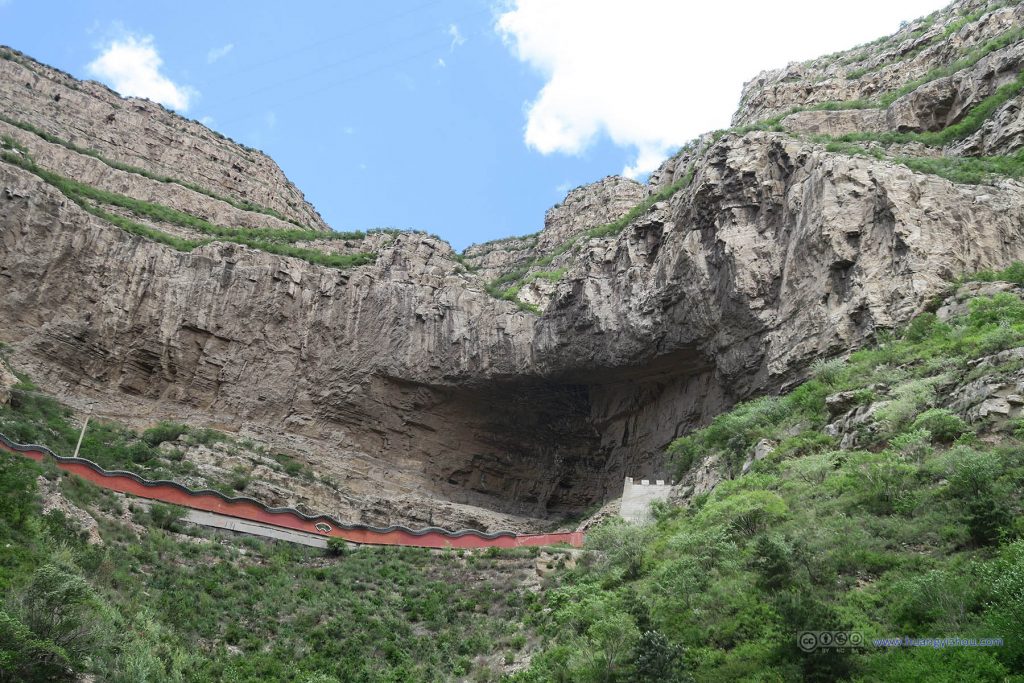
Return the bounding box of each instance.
[945,449,1011,545]
[326,538,348,557]
[875,376,941,436]
[968,293,1024,327]
[810,357,846,385]
[15,564,107,672]
[889,429,933,461]
[852,452,917,514]
[904,312,941,342]
[0,609,73,682]
[749,534,795,590]
[947,449,1003,499]
[141,421,188,447]
[911,408,968,443]
[585,520,653,581]
[696,490,788,536]
[965,493,1011,546]
[148,503,183,531]
[981,541,1024,668]
[630,630,690,683]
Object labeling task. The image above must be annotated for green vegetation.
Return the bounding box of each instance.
[4,272,1024,681]
[842,3,1017,83]
[0,148,375,270]
[728,21,1024,151]
[896,151,1024,184]
[0,113,309,228]
[876,25,1024,107]
[0,454,546,681]
[828,71,1024,148]
[512,277,1024,681]
[585,173,693,240]
[964,260,1024,286]
[824,142,1024,185]
[482,172,696,312]
[0,379,263,498]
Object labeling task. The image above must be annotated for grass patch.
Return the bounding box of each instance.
[824,142,1024,185]
[896,150,1024,183]
[0,149,376,270]
[0,113,312,228]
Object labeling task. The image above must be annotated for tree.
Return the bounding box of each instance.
[631,630,691,683]
[0,609,72,682]
[16,564,105,672]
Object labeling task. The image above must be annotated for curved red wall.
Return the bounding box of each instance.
[0,439,584,549]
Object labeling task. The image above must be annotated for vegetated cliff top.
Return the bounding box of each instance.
[734,0,1022,126]
[0,44,329,232]
[469,0,1024,317]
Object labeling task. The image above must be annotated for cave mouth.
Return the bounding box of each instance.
[369,347,716,519]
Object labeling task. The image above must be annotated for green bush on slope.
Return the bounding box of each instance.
[513,275,1024,682]
[0,149,375,270]
[0,447,541,682]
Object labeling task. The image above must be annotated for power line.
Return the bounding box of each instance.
[205,0,444,84]
[217,5,490,108]
[219,42,446,126]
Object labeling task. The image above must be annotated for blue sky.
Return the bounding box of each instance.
[0,1,944,250]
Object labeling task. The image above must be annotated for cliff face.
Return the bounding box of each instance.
[0,47,328,231]
[733,0,1023,128]
[3,0,1024,529]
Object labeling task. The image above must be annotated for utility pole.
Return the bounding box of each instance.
[72,414,90,458]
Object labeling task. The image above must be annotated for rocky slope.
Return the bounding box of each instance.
[0,46,328,230]
[2,0,1024,530]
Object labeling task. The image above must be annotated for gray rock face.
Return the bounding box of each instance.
[2,0,1024,529]
[734,0,1024,127]
[540,177,646,249]
[6,126,1024,526]
[777,36,1024,139]
[0,47,327,230]
[463,175,646,312]
[949,96,1024,156]
[0,358,16,405]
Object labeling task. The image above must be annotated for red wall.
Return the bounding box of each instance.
[1,441,584,549]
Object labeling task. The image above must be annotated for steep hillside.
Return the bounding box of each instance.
[2,0,1024,534]
[508,273,1024,682]
[0,447,564,681]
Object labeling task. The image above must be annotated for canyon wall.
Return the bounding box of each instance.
[3,0,1024,528]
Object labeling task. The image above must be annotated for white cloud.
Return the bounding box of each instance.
[437,57,447,68]
[448,24,465,51]
[87,34,195,111]
[199,115,215,126]
[496,0,944,178]
[343,126,355,135]
[206,43,234,64]
[265,111,277,128]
